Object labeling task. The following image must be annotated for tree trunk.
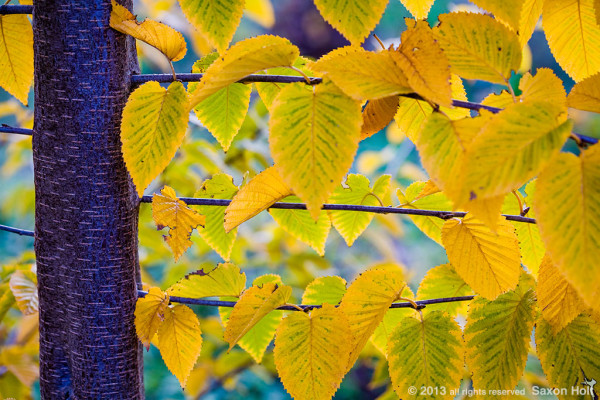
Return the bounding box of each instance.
[32,1,143,398]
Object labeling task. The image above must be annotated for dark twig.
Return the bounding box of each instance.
[140,195,537,224]
[138,290,474,311]
[0,5,32,14]
[0,125,33,136]
[0,224,34,237]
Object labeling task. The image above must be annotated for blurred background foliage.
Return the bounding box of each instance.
[0,0,598,398]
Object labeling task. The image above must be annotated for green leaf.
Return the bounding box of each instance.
[269,196,331,256]
[301,276,347,305]
[464,275,536,397]
[416,264,473,316]
[255,56,313,110]
[388,311,464,400]
[121,81,189,196]
[329,174,391,246]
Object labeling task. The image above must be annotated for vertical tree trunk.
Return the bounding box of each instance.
[32,1,143,398]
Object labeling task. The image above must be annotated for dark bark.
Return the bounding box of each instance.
[32,1,142,398]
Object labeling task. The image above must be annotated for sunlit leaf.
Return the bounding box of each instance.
[416,264,473,316]
[168,263,246,299]
[135,287,170,350]
[399,0,435,20]
[516,0,543,47]
[244,0,275,28]
[361,96,400,140]
[0,14,33,105]
[301,276,347,305]
[567,72,600,113]
[470,0,523,30]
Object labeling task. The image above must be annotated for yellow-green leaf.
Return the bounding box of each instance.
[178,0,244,54]
[188,35,299,107]
[168,263,246,299]
[534,146,600,311]
[224,166,293,232]
[391,19,452,107]
[224,282,292,350]
[135,287,170,350]
[301,276,347,305]
[158,305,203,388]
[442,214,522,300]
[255,56,314,110]
[152,186,206,261]
[470,0,523,30]
[465,275,536,397]
[313,0,388,45]
[121,81,189,196]
[329,174,391,246]
[433,12,522,83]
[310,47,412,101]
[370,286,416,357]
[193,174,239,261]
[567,72,600,113]
[274,304,352,400]
[535,313,600,396]
[361,96,400,140]
[190,58,252,151]
[0,14,33,105]
[538,254,589,333]
[514,217,545,278]
[388,311,464,400]
[417,264,473,316]
[270,81,362,219]
[110,0,186,61]
[269,196,331,256]
[399,0,435,20]
[340,267,406,370]
[543,0,600,81]
[8,270,37,315]
[461,102,572,203]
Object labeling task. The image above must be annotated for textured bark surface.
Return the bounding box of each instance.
[32,1,142,398]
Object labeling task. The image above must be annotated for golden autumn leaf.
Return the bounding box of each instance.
[224,166,293,233]
[152,186,206,261]
[399,0,435,20]
[538,254,589,333]
[168,263,246,299]
[224,282,291,350]
[135,287,170,350]
[534,146,600,311]
[313,0,388,45]
[0,14,33,105]
[515,0,543,48]
[110,0,186,61]
[361,96,400,140]
[178,0,244,54]
[270,81,362,219]
[188,35,299,108]
[121,81,189,197]
[567,72,600,113]
[470,0,523,31]
[274,304,352,400]
[391,19,452,107]
[158,305,203,388]
[442,214,522,300]
[244,0,275,29]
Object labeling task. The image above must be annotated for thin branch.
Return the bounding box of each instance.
[0,224,34,237]
[139,195,537,224]
[0,125,33,136]
[0,4,32,14]
[138,290,474,311]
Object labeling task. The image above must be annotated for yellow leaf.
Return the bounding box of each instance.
[188,35,299,108]
[269,196,332,256]
[470,0,523,30]
[121,81,189,196]
[270,81,362,219]
[0,346,38,387]
[461,102,572,203]
[135,287,170,350]
[395,74,469,142]
[538,254,589,333]
[534,146,600,311]
[416,264,473,316]
[158,305,203,388]
[178,0,244,54]
[462,195,505,232]
[0,15,33,105]
[516,0,543,48]
[8,270,37,315]
[388,312,464,400]
[152,186,206,261]
[339,267,406,371]
[399,0,435,20]
[442,214,521,300]
[415,179,441,200]
[224,282,291,350]
[391,19,452,107]
[433,12,522,83]
[301,276,347,305]
[224,166,293,232]
[168,263,246,298]
[244,0,275,28]
[255,56,314,110]
[310,47,412,101]
[274,304,352,400]
[543,0,600,81]
[313,0,388,45]
[361,96,400,140]
[110,0,186,61]
[567,71,600,113]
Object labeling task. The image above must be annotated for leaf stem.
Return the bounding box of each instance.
[288,66,311,84]
[512,190,524,215]
[373,34,386,50]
